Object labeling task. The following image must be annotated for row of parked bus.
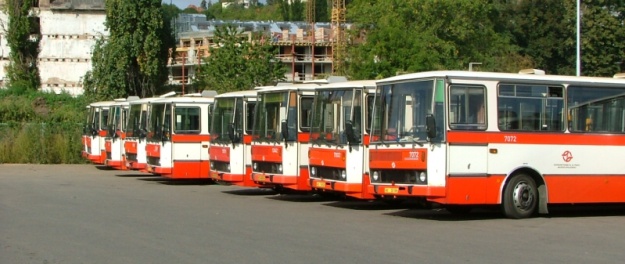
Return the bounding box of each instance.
[82,70,625,219]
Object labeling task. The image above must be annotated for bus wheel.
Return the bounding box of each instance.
[445,205,472,215]
[502,174,537,219]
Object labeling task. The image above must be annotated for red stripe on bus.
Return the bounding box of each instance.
[309,148,346,167]
[369,149,427,169]
[146,144,160,157]
[171,134,211,143]
[447,131,625,145]
[124,141,138,154]
[251,145,282,162]
[209,146,230,162]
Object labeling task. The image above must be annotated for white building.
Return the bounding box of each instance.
[0,0,107,96]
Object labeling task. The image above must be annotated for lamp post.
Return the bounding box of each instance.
[576,0,581,76]
[469,62,482,71]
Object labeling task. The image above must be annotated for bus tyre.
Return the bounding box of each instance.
[503,174,537,219]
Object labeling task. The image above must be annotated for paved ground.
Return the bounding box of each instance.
[2,164,625,264]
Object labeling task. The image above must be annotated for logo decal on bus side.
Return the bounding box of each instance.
[562,151,573,162]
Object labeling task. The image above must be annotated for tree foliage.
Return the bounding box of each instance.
[1,0,41,92]
[83,0,175,100]
[194,25,286,93]
[345,0,533,80]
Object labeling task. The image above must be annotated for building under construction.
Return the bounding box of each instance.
[169,14,351,87]
[0,0,107,96]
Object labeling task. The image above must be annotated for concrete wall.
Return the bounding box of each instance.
[38,9,107,95]
[0,5,107,96]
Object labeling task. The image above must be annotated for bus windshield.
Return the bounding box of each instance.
[126,104,142,138]
[211,97,239,143]
[107,106,123,136]
[310,89,360,145]
[371,80,435,143]
[253,91,294,142]
[147,104,171,141]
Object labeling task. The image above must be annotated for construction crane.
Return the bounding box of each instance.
[331,0,346,75]
[307,0,316,79]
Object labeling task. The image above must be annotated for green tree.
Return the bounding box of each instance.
[498,0,575,75]
[1,0,41,92]
[579,0,625,76]
[84,0,175,100]
[182,7,200,14]
[315,0,329,23]
[346,0,530,80]
[194,25,286,93]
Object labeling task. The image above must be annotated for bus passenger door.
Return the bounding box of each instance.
[447,144,489,204]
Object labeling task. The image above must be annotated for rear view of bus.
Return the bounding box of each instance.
[145,91,216,179]
[104,97,138,169]
[249,83,321,191]
[308,81,377,199]
[83,101,114,164]
[209,90,258,187]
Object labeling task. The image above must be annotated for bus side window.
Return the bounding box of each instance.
[499,110,518,130]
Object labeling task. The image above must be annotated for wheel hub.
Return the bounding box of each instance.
[512,182,534,210]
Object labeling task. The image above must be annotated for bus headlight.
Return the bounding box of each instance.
[310,167,316,176]
[253,162,257,170]
[340,170,346,180]
[418,171,427,183]
[277,164,283,173]
[227,164,231,172]
[372,171,380,182]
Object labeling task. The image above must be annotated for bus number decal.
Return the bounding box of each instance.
[504,135,517,143]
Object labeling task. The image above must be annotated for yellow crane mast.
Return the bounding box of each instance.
[331,0,346,75]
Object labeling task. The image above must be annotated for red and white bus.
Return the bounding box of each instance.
[82,104,91,159]
[308,80,377,199]
[367,70,625,218]
[250,79,346,191]
[104,97,139,169]
[208,90,259,187]
[82,100,114,164]
[145,91,216,179]
[124,93,176,171]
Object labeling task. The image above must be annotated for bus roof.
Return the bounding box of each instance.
[257,83,324,93]
[215,90,258,98]
[89,101,116,107]
[317,80,377,89]
[150,96,215,104]
[128,96,164,105]
[376,70,625,86]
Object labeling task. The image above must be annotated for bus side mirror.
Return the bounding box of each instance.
[345,120,359,144]
[162,127,170,142]
[426,114,437,139]
[138,128,146,139]
[228,123,240,143]
[280,120,289,141]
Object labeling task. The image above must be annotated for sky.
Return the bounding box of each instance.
[167,0,266,9]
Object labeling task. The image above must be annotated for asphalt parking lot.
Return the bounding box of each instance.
[2,164,625,264]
